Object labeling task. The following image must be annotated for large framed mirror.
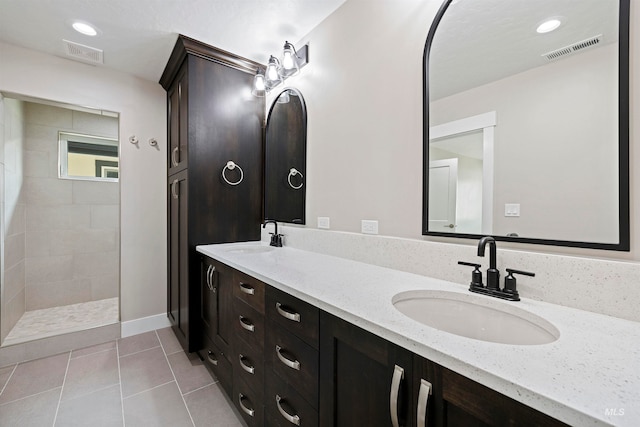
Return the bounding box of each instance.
[264,88,307,224]
[423,0,630,250]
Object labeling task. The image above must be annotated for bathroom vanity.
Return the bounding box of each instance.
[196,242,640,427]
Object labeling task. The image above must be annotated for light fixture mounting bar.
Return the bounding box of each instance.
[295,44,309,69]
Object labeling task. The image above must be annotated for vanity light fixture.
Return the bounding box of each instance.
[72,21,98,36]
[536,18,562,34]
[253,41,309,96]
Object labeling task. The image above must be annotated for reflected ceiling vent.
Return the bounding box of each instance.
[63,39,103,65]
[542,34,602,61]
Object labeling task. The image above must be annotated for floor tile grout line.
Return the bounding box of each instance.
[156,329,197,427]
[51,351,72,426]
[121,379,176,400]
[118,344,162,359]
[182,380,219,397]
[116,335,126,427]
[0,385,62,407]
[0,364,17,397]
[71,344,118,360]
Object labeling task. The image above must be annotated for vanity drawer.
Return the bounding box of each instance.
[199,334,232,397]
[266,323,319,407]
[233,299,265,351]
[233,270,266,314]
[234,371,264,427]
[234,334,265,395]
[267,287,319,349]
[265,370,318,427]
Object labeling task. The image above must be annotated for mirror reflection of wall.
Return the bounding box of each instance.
[0,93,120,347]
[264,88,307,224]
[425,0,629,249]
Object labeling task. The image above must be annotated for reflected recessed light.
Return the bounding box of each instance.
[537,19,562,34]
[72,21,98,36]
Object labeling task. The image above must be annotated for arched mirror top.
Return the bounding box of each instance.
[423,0,629,251]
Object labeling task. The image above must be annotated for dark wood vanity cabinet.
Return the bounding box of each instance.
[161,35,264,353]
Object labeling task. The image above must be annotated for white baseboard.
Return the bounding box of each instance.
[120,313,171,338]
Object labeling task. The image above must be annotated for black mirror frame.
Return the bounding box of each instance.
[264,87,308,225]
[422,0,630,251]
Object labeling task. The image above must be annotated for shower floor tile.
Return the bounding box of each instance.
[3,298,119,346]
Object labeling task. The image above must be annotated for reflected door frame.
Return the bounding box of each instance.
[429,111,496,234]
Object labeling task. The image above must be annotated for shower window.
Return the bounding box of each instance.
[58,131,119,181]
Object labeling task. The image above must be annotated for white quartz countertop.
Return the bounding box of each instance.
[197,241,640,427]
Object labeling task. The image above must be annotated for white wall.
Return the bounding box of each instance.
[288,0,639,261]
[0,41,167,322]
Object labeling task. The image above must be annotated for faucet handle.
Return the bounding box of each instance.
[458,261,483,289]
[503,268,535,300]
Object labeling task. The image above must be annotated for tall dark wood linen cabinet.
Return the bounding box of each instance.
[160,35,265,353]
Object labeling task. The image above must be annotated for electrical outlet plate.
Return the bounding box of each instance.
[361,220,379,235]
[318,217,330,229]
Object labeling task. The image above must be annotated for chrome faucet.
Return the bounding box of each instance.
[263,220,283,247]
[477,236,499,290]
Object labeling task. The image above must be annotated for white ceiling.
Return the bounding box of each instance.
[0,0,347,82]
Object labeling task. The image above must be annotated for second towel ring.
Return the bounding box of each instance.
[288,168,304,190]
[222,161,244,186]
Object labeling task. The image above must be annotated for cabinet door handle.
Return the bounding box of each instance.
[206,351,218,366]
[206,265,215,291]
[276,302,301,322]
[238,393,255,417]
[275,345,300,370]
[239,315,255,332]
[390,364,405,427]
[417,379,433,427]
[171,146,179,167]
[238,354,255,375]
[276,395,301,426]
[171,179,179,199]
[239,282,255,295]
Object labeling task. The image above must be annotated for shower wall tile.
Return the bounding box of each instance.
[24,231,48,257]
[72,181,119,205]
[73,251,119,279]
[48,229,118,255]
[2,289,25,342]
[90,274,120,300]
[24,124,58,152]
[5,201,25,237]
[25,255,74,282]
[72,111,118,137]
[25,103,73,128]
[23,149,49,178]
[4,261,25,302]
[90,204,119,229]
[25,176,73,206]
[26,205,92,231]
[26,278,92,311]
[4,232,25,268]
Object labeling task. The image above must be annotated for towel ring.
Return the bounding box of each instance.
[288,168,304,190]
[222,161,244,186]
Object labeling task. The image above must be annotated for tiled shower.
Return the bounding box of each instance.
[0,95,120,347]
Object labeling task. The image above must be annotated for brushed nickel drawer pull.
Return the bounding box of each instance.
[238,393,255,417]
[171,146,179,167]
[275,345,300,370]
[276,302,301,322]
[276,395,301,425]
[238,354,255,375]
[390,364,405,427]
[207,351,218,366]
[171,179,179,199]
[417,379,433,427]
[239,315,255,332]
[239,282,255,295]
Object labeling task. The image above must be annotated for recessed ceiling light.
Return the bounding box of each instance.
[72,21,98,36]
[537,19,562,34]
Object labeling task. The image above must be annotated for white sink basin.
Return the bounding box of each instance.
[392,290,559,345]
[224,245,275,254]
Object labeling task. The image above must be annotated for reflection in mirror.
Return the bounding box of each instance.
[264,88,307,224]
[0,92,120,347]
[424,0,629,250]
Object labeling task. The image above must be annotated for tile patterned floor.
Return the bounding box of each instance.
[4,298,119,346]
[0,328,245,427]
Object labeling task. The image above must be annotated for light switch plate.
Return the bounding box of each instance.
[504,203,520,217]
[361,220,379,235]
[317,217,330,229]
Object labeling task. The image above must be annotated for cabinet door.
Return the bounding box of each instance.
[201,257,233,356]
[167,63,188,175]
[319,312,413,427]
[167,171,188,348]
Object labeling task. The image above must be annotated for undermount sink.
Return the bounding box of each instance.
[224,245,275,254]
[392,290,559,345]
